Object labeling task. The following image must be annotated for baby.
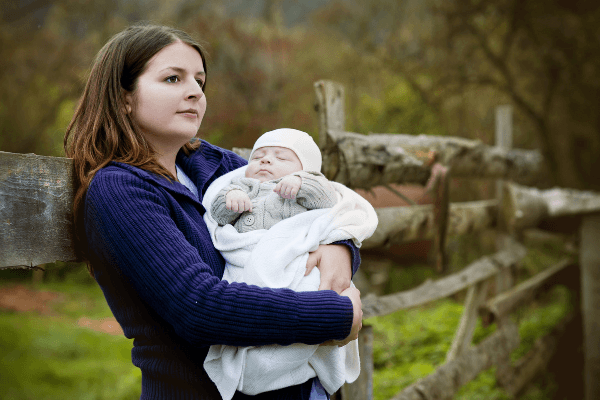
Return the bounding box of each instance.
[210,128,338,234]
[202,128,378,400]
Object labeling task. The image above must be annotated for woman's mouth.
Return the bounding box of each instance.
[177,109,198,118]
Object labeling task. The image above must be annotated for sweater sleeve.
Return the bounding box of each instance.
[293,171,337,210]
[210,179,257,226]
[333,239,361,277]
[85,170,354,348]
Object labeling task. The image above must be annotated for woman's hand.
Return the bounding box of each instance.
[305,244,352,294]
[320,286,363,347]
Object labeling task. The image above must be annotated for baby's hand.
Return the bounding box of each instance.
[274,175,302,199]
[226,190,253,213]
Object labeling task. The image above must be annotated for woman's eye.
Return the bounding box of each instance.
[166,76,180,83]
[196,79,205,88]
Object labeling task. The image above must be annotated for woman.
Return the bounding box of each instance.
[63,24,362,399]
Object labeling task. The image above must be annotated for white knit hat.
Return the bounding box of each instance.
[249,128,322,172]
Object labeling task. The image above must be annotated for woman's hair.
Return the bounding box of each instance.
[64,24,207,263]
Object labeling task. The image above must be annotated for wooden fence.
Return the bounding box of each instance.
[1,79,599,400]
[310,81,598,400]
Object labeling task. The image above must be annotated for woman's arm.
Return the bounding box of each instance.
[85,168,355,348]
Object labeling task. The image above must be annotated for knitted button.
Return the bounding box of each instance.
[243,215,255,225]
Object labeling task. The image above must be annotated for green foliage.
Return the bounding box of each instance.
[1,1,445,156]
[353,73,445,136]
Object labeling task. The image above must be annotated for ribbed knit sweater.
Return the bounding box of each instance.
[84,140,360,400]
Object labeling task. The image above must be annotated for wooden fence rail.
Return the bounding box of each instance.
[361,242,526,319]
[318,129,545,190]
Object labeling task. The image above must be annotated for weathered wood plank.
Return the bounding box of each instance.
[480,258,574,323]
[503,182,600,231]
[446,279,490,362]
[362,242,527,319]
[363,200,497,249]
[320,129,544,190]
[391,320,520,400]
[0,151,77,268]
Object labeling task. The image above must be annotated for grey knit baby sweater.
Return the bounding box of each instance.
[211,171,338,233]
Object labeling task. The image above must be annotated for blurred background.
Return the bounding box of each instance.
[2,0,599,191]
[1,0,597,399]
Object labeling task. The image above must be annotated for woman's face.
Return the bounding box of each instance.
[125,40,206,152]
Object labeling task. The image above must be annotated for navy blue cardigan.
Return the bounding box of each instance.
[84,141,360,399]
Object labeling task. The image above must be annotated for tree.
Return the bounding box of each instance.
[312,0,600,190]
[0,0,124,156]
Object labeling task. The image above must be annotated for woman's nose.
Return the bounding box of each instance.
[186,79,204,100]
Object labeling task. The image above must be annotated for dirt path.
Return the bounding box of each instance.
[0,284,123,335]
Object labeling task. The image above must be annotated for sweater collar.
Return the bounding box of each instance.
[107,140,225,206]
[176,140,224,199]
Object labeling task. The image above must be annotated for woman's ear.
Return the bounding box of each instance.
[123,91,133,114]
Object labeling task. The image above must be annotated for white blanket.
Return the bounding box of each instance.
[202,166,378,399]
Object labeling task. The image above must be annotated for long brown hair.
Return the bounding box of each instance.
[64,24,207,264]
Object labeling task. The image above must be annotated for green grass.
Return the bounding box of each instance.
[366,287,571,400]
[366,233,573,400]
[0,272,140,400]
[365,299,498,400]
[0,312,140,400]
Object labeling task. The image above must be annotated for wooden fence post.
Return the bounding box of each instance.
[494,105,513,256]
[580,214,600,400]
[495,105,515,290]
[494,105,516,388]
[314,80,346,181]
[495,105,513,208]
[340,325,373,400]
[314,81,374,400]
[314,80,345,148]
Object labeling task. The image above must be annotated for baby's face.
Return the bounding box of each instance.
[246,146,303,182]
